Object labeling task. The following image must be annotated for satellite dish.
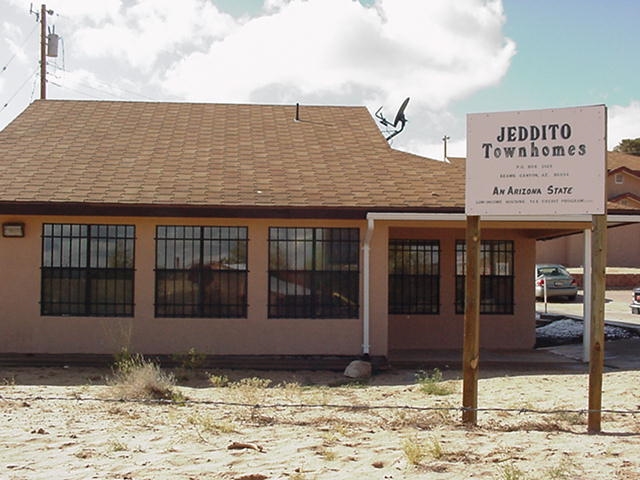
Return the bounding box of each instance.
[375,97,410,141]
[393,97,410,128]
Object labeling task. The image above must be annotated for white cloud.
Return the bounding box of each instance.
[71,0,236,71]
[2,20,32,67]
[608,101,640,149]
[4,0,122,23]
[48,0,122,23]
[161,0,515,108]
[263,0,289,14]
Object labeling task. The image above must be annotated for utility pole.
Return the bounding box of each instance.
[40,4,47,99]
[35,4,55,99]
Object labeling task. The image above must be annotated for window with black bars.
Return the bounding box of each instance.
[268,227,359,318]
[41,224,135,316]
[455,240,514,314]
[389,239,440,314]
[155,226,248,318]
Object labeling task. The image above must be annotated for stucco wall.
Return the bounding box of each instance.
[0,215,537,357]
[386,226,537,351]
[537,223,640,268]
[0,216,365,356]
[607,171,640,199]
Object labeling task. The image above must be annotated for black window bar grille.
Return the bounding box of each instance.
[268,227,360,319]
[455,240,514,315]
[155,226,248,318]
[388,239,440,314]
[41,223,135,317]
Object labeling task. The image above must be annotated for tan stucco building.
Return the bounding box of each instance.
[0,100,615,364]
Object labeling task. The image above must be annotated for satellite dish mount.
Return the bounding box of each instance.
[375,97,410,142]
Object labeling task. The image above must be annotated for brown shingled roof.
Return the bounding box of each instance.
[609,192,640,208]
[0,100,464,216]
[607,150,640,173]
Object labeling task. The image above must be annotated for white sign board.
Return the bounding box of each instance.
[466,105,606,215]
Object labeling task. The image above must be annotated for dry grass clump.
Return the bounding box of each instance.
[208,373,231,387]
[415,368,456,396]
[186,412,239,441]
[110,353,181,401]
[171,347,206,370]
[499,462,527,480]
[402,436,428,465]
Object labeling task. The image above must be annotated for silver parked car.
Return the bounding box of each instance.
[535,264,578,301]
[631,287,640,315]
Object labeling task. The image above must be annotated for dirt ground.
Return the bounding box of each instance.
[1,364,639,479]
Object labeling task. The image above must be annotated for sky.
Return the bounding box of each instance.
[1,0,639,159]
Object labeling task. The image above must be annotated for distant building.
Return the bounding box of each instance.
[537,151,640,268]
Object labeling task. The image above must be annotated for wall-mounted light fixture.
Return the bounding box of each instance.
[2,222,25,238]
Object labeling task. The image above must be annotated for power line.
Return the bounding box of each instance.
[29,70,38,102]
[48,80,107,100]
[74,74,158,101]
[108,83,157,102]
[0,23,39,75]
[4,70,158,110]
[49,76,158,102]
[0,67,39,112]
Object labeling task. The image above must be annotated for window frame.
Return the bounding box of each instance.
[268,227,360,319]
[154,225,249,318]
[455,240,514,315]
[40,223,135,317]
[388,239,440,314]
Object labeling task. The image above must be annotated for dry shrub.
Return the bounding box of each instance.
[110,355,180,401]
[415,369,455,396]
[171,347,206,370]
[208,373,230,387]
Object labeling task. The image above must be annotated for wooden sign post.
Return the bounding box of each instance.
[462,215,481,425]
[588,213,607,433]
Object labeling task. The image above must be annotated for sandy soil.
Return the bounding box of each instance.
[1,365,639,480]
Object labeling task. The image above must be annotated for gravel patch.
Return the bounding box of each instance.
[536,318,640,347]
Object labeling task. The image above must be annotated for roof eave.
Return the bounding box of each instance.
[0,201,465,220]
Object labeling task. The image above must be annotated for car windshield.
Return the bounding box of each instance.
[537,265,570,277]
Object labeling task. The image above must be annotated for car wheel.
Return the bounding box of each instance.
[632,307,640,315]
